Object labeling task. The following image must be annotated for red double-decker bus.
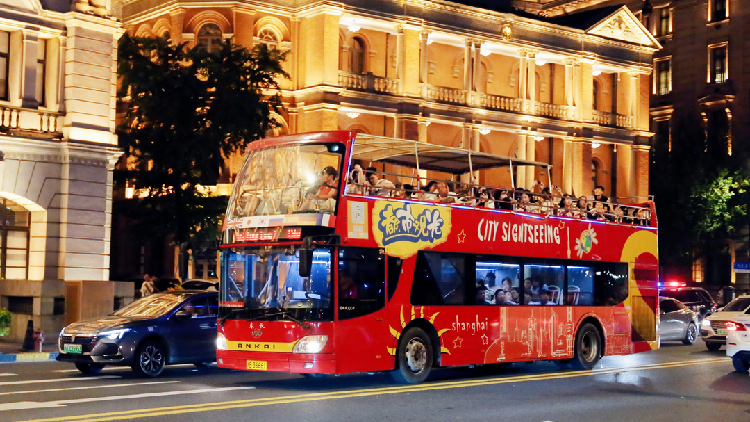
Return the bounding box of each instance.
[216,131,659,383]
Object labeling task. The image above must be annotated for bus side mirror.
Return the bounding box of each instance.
[299,238,314,278]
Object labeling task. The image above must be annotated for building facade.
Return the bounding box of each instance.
[0,0,126,340]
[117,0,658,278]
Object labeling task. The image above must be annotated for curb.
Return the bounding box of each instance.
[0,352,59,363]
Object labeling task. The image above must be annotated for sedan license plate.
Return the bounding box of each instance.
[717,329,728,335]
[246,360,267,371]
[63,343,82,354]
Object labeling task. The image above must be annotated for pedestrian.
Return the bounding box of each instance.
[140,274,157,298]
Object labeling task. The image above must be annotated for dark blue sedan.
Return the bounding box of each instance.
[57,291,218,377]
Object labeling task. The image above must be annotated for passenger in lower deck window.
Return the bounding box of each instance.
[539,289,556,305]
[503,290,518,305]
[476,284,491,305]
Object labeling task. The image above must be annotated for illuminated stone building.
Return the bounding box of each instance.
[0,1,124,340]
[116,0,658,277]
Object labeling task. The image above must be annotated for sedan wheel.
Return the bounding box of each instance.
[682,323,697,345]
[75,362,105,374]
[132,341,166,377]
[732,356,750,374]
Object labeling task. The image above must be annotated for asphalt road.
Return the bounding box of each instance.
[0,341,748,422]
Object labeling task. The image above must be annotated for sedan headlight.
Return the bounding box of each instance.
[293,335,328,353]
[216,332,228,351]
[702,319,711,327]
[99,328,131,340]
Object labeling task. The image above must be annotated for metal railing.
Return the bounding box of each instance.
[338,71,400,94]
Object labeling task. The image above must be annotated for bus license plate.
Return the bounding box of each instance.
[717,329,728,335]
[246,360,267,371]
[63,344,82,354]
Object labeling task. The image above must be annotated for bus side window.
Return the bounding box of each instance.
[387,256,402,301]
[411,252,466,306]
[338,248,386,320]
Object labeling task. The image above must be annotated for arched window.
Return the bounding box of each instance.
[593,80,600,111]
[258,27,280,49]
[350,37,366,74]
[197,24,223,53]
[0,198,30,279]
[591,160,599,189]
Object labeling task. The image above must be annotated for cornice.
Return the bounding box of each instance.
[121,0,658,57]
[0,137,123,168]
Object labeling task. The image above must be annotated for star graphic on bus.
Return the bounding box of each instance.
[453,336,464,348]
[457,230,466,243]
[481,334,488,345]
[387,306,451,356]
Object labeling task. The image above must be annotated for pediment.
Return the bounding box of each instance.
[586,6,661,49]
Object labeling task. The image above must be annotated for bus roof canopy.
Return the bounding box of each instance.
[352,134,550,175]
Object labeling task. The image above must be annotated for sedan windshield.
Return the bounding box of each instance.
[114,293,185,317]
[221,247,333,321]
[723,297,750,312]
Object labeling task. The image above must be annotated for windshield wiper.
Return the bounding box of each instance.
[218,308,246,325]
[268,307,311,329]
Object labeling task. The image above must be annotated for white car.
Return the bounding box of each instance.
[726,312,750,373]
[700,295,750,351]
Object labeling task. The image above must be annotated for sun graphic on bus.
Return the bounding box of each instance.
[387,306,452,356]
[574,224,598,258]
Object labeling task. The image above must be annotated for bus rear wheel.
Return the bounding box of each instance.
[572,323,601,370]
[391,327,433,384]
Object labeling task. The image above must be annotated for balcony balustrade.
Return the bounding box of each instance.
[338,71,400,95]
[0,105,62,137]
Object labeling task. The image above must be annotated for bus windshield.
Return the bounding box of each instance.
[226,143,343,219]
[221,247,333,321]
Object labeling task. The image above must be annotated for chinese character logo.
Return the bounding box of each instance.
[372,202,451,258]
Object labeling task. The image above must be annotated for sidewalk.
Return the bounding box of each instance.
[0,340,59,363]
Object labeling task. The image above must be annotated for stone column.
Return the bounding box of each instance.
[616,143,633,199]
[299,12,340,88]
[45,37,61,112]
[634,145,650,199]
[396,25,405,95]
[518,51,527,107]
[419,30,429,97]
[402,27,420,96]
[232,7,255,49]
[516,132,527,189]
[418,118,429,143]
[472,41,481,92]
[630,72,639,128]
[563,138,574,195]
[527,52,536,114]
[525,134,535,188]
[463,39,471,92]
[564,58,575,119]
[168,8,185,44]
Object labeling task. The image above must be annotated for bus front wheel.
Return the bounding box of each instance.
[572,323,601,370]
[391,327,434,384]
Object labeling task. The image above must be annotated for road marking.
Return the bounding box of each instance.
[0,375,120,387]
[0,386,255,411]
[13,357,730,422]
[53,364,199,373]
[0,381,180,397]
[0,373,17,377]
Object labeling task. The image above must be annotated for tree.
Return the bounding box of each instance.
[650,110,749,286]
[116,33,288,277]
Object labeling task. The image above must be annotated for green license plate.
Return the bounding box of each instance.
[63,343,82,354]
[717,329,727,335]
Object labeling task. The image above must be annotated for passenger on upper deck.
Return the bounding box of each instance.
[557,195,576,217]
[591,185,609,204]
[495,190,513,210]
[476,188,494,208]
[366,168,395,196]
[435,181,456,203]
[576,196,590,217]
[346,164,366,194]
[301,166,338,211]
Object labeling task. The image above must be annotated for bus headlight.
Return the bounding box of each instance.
[217,332,229,351]
[293,335,328,353]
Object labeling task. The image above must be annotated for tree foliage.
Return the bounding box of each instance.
[650,110,749,279]
[116,33,288,254]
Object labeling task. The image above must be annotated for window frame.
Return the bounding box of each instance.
[349,36,367,75]
[708,43,728,84]
[196,24,224,53]
[0,198,31,280]
[655,7,672,37]
[709,0,728,23]
[653,57,671,95]
[36,38,47,107]
[0,30,10,102]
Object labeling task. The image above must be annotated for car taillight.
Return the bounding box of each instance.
[726,321,747,332]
